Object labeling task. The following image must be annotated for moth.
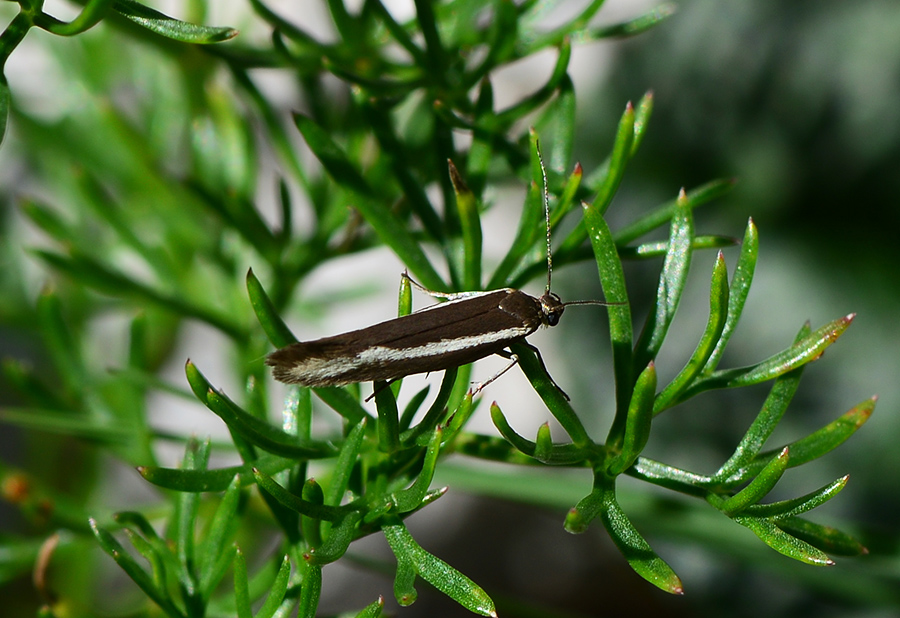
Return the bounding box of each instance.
[267,149,609,394]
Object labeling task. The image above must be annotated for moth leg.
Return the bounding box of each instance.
[364,378,398,402]
[515,341,571,401]
[471,356,519,395]
[401,270,499,303]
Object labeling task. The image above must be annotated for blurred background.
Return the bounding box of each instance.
[1,0,898,616]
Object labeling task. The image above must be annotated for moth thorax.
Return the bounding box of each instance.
[539,292,565,326]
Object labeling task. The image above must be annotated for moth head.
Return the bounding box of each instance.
[539,292,565,326]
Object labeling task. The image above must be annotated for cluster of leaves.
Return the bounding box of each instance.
[0,1,872,617]
[0,0,237,146]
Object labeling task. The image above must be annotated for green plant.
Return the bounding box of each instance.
[0,1,872,616]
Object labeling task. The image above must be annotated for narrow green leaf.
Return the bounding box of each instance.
[206,389,338,459]
[711,361,805,485]
[122,529,167,591]
[0,14,31,83]
[382,522,496,616]
[493,42,571,127]
[745,475,848,519]
[185,361,337,459]
[325,418,367,507]
[565,480,602,534]
[450,160,482,290]
[398,270,413,318]
[392,427,443,513]
[608,361,656,475]
[683,314,855,398]
[442,390,475,443]
[591,101,635,215]
[533,423,554,462]
[549,162,583,228]
[247,269,296,348]
[114,511,160,540]
[312,387,369,424]
[567,478,684,594]
[139,453,294,492]
[618,235,737,259]
[486,165,545,288]
[359,94,445,242]
[0,68,11,147]
[613,178,737,245]
[254,555,292,618]
[536,74,576,175]
[519,0,608,52]
[392,550,418,607]
[249,0,322,51]
[374,382,400,453]
[306,510,362,565]
[35,0,114,35]
[19,199,78,245]
[293,113,443,290]
[401,367,457,447]
[184,359,218,402]
[233,548,252,618]
[489,403,587,465]
[127,313,149,372]
[629,457,713,495]
[301,478,325,547]
[275,176,293,245]
[399,386,430,433]
[758,396,876,468]
[412,0,447,81]
[37,286,85,395]
[709,321,812,484]
[654,251,729,414]
[112,0,238,43]
[369,0,424,64]
[1,359,69,411]
[34,250,246,341]
[0,407,132,443]
[353,596,385,618]
[172,440,206,608]
[719,447,790,516]
[734,516,834,566]
[198,476,243,597]
[703,218,759,374]
[89,519,186,618]
[252,469,349,522]
[634,189,694,370]
[298,562,322,618]
[466,0,518,86]
[630,91,654,156]
[585,3,677,40]
[776,516,868,556]
[466,78,494,198]
[509,342,591,447]
[582,200,634,433]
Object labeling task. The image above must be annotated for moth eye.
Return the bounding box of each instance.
[546,306,564,326]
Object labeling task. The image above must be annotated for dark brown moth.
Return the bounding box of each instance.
[266,146,609,393]
[266,282,566,388]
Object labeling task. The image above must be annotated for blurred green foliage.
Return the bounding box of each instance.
[0,1,894,617]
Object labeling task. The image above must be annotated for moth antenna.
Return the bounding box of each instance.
[563,299,622,307]
[537,142,553,295]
